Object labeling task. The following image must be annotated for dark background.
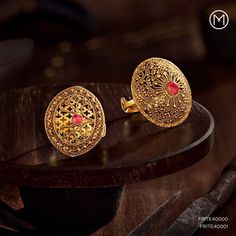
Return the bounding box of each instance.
[0,0,235,235]
[0,0,235,90]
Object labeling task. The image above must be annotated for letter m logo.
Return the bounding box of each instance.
[213,14,225,25]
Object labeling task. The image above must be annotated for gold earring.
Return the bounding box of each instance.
[45,86,106,157]
[121,58,192,127]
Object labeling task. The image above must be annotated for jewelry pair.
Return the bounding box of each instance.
[45,58,192,157]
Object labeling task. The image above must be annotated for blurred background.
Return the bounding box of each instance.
[0,0,235,91]
[0,1,236,235]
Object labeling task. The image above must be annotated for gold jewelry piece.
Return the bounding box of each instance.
[45,86,106,157]
[121,58,192,127]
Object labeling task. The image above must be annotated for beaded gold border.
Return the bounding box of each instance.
[44,86,106,157]
[131,58,192,127]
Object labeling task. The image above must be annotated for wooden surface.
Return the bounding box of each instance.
[0,84,213,188]
[88,78,236,236]
[1,79,236,235]
[0,49,234,235]
[0,1,234,234]
[0,77,231,236]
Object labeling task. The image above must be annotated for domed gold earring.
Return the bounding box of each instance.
[121,58,192,127]
[45,86,106,157]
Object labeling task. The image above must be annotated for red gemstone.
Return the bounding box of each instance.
[72,114,83,125]
[166,81,179,96]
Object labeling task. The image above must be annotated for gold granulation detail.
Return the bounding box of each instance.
[131,58,192,127]
[45,86,106,157]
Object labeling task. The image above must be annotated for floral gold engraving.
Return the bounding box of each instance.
[131,58,192,127]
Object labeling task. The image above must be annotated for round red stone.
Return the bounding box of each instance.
[72,114,83,125]
[166,81,179,96]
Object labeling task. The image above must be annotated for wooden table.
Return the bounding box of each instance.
[87,78,236,236]
[0,41,235,235]
[0,82,214,234]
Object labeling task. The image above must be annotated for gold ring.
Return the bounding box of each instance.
[45,86,106,157]
[121,58,192,127]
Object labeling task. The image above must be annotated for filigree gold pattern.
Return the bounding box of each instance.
[131,58,192,127]
[45,86,106,157]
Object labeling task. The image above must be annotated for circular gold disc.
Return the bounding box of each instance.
[45,86,106,157]
[131,58,192,127]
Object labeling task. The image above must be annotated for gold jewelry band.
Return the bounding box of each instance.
[120,97,139,113]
